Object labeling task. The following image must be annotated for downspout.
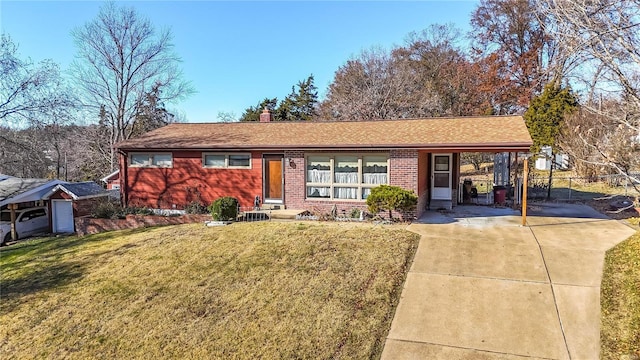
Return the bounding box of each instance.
[119,149,129,207]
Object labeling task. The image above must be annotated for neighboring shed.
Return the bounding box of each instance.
[43,182,111,233]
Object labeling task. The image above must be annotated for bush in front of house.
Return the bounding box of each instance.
[122,207,154,216]
[366,185,418,220]
[184,201,209,214]
[92,200,155,219]
[93,200,121,219]
[209,197,239,221]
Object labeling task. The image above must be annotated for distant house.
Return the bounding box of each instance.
[534,146,569,171]
[101,170,121,190]
[114,110,533,217]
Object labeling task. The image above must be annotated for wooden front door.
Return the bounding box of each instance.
[264,155,283,202]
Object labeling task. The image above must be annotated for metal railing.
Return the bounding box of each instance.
[237,206,272,222]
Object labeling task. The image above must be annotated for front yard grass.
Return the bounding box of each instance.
[601,218,640,359]
[0,222,419,359]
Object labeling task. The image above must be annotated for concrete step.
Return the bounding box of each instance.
[430,200,453,210]
[261,204,285,210]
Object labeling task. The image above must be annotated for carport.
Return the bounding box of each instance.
[0,176,67,242]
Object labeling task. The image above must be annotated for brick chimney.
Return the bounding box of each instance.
[259,107,273,122]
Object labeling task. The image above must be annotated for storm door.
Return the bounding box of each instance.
[431,154,452,200]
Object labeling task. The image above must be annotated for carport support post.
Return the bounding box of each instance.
[9,203,17,241]
[522,158,529,226]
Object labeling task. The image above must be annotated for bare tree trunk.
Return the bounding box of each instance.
[547,153,553,201]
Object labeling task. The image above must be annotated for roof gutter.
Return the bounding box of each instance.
[117,142,533,153]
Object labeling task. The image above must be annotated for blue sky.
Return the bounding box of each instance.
[1,1,478,123]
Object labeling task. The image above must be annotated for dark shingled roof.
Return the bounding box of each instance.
[115,116,533,152]
[58,182,107,198]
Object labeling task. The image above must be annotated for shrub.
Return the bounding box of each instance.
[350,208,361,219]
[123,207,154,216]
[366,185,418,220]
[209,197,239,221]
[184,201,208,214]
[93,200,121,219]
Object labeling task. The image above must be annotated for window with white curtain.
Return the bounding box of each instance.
[306,154,389,200]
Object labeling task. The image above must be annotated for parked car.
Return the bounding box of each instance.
[0,207,49,245]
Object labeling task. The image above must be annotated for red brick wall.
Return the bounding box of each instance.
[389,149,419,219]
[284,150,305,208]
[124,151,263,209]
[73,198,103,217]
[417,152,429,215]
[284,149,420,220]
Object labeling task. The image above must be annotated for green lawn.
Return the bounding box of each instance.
[601,218,640,359]
[0,222,419,359]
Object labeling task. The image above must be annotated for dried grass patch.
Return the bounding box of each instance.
[0,222,418,359]
[601,227,640,359]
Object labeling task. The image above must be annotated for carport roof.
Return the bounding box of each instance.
[0,178,67,207]
[115,115,533,152]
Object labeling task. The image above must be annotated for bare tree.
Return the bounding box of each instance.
[0,34,73,127]
[539,0,640,184]
[71,2,193,170]
[0,34,78,178]
[319,47,440,121]
[394,24,488,116]
[470,0,558,113]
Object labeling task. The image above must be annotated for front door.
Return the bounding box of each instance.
[263,155,284,203]
[52,200,74,233]
[432,153,452,200]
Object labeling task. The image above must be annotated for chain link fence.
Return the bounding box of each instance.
[461,173,639,206]
[523,173,640,202]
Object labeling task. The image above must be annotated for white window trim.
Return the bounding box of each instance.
[202,152,252,169]
[305,153,389,201]
[129,153,173,168]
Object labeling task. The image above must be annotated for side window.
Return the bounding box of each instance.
[19,209,46,222]
[31,209,46,219]
[19,211,32,222]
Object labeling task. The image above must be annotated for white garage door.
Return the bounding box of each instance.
[53,200,74,233]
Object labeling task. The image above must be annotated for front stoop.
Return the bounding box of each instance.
[260,204,284,210]
[429,200,452,210]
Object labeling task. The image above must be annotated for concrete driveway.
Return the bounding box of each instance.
[381,203,636,360]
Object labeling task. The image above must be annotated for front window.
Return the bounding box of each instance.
[202,153,251,169]
[306,156,331,198]
[129,153,172,168]
[306,154,389,200]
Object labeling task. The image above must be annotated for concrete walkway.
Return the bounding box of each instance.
[381,204,636,360]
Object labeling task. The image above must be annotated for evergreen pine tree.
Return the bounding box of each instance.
[239,98,277,122]
[524,82,579,199]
